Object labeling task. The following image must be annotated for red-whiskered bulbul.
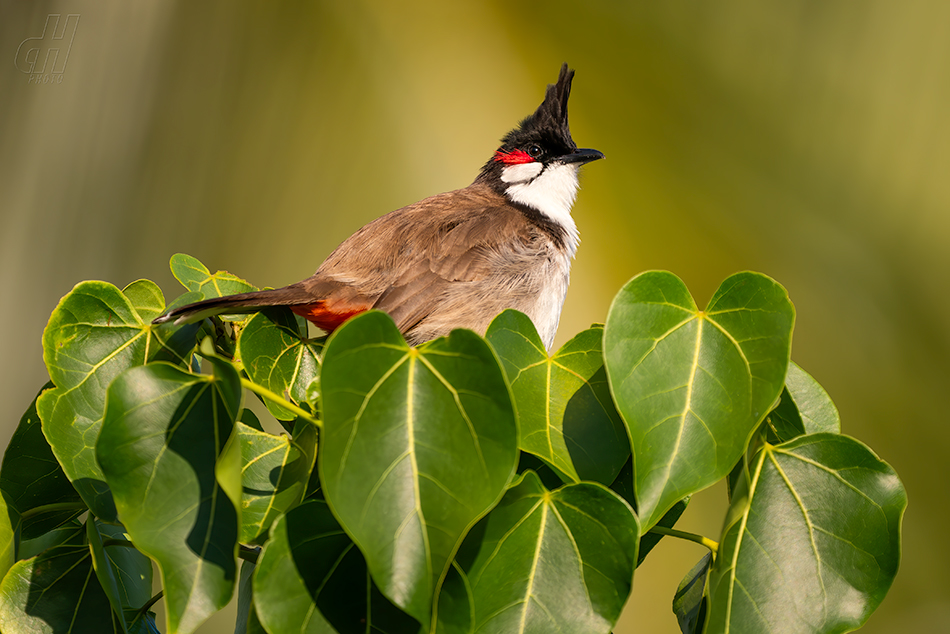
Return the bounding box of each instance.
[154,64,603,350]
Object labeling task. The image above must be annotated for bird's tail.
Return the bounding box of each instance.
[152,287,311,325]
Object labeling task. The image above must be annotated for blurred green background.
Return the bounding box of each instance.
[1,1,946,631]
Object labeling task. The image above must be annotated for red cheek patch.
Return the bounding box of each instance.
[494,149,535,165]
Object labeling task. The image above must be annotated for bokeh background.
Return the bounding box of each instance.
[1,1,946,632]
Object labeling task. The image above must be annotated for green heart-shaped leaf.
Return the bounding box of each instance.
[1,383,84,539]
[320,311,518,628]
[604,271,794,529]
[237,309,324,420]
[454,471,639,633]
[170,253,258,298]
[487,310,629,485]
[253,500,420,634]
[97,357,242,634]
[122,279,167,323]
[706,433,906,633]
[39,281,197,521]
[238,421,317,544]
[0,539,121,632]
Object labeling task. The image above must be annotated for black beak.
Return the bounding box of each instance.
[558,148,605,165]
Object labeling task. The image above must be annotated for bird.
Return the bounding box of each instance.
[153,63,603,351]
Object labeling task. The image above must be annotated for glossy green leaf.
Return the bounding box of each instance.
[785,362,840,434]
[1,383,84,539]
[170,252,258,298]
[766,361,841,443]
[253,500,420,634]
[97,357,242,634]
[320,311,518,627]
[237,308,324,420]
[454,471,639,634]
[673,553,710,634]
[123,279,167,323]
[238,421,317,544]
[706,433,906,633]
[487,310,629,485]
[0,541,121,633]
[604,271,795,529]
[38,280,196,521]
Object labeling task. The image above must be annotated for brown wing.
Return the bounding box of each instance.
[302,183,562,343]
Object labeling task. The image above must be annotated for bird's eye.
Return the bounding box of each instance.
[527,144,543,157]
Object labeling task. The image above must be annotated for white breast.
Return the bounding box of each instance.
[502,162,581,258]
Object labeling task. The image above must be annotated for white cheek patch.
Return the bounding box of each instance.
[505,162,581,257]
[501,161,543,184]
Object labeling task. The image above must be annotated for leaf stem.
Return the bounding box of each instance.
[239,377,322,428]
[649,525,719,554]
[19,501,87,520]
[131,590,164,622]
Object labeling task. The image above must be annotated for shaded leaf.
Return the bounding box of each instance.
[518,451,569,490]
[454,472,639,634]
[604,271,794,529]
[237,308,323,420]
[487,310,629,485]
[97,357,242,634]
[606,456,689,566]
[673,553,710,634]
[1,382,84,539]
[87,518,131,633]
[239,408,264,432]
[238,421,317,544]
[99,522,153,611]
[320,311,518,628]
[706,433,906,633]
[434,563,473,634]
[38,281,196,521]
[0,541,121,633]
[235,559,267,634]
[128,611,161,634]
[18,518,84,561]
[0,490,18,582]
[253,500,420,634]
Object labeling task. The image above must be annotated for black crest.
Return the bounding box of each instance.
[502,63,577,152]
